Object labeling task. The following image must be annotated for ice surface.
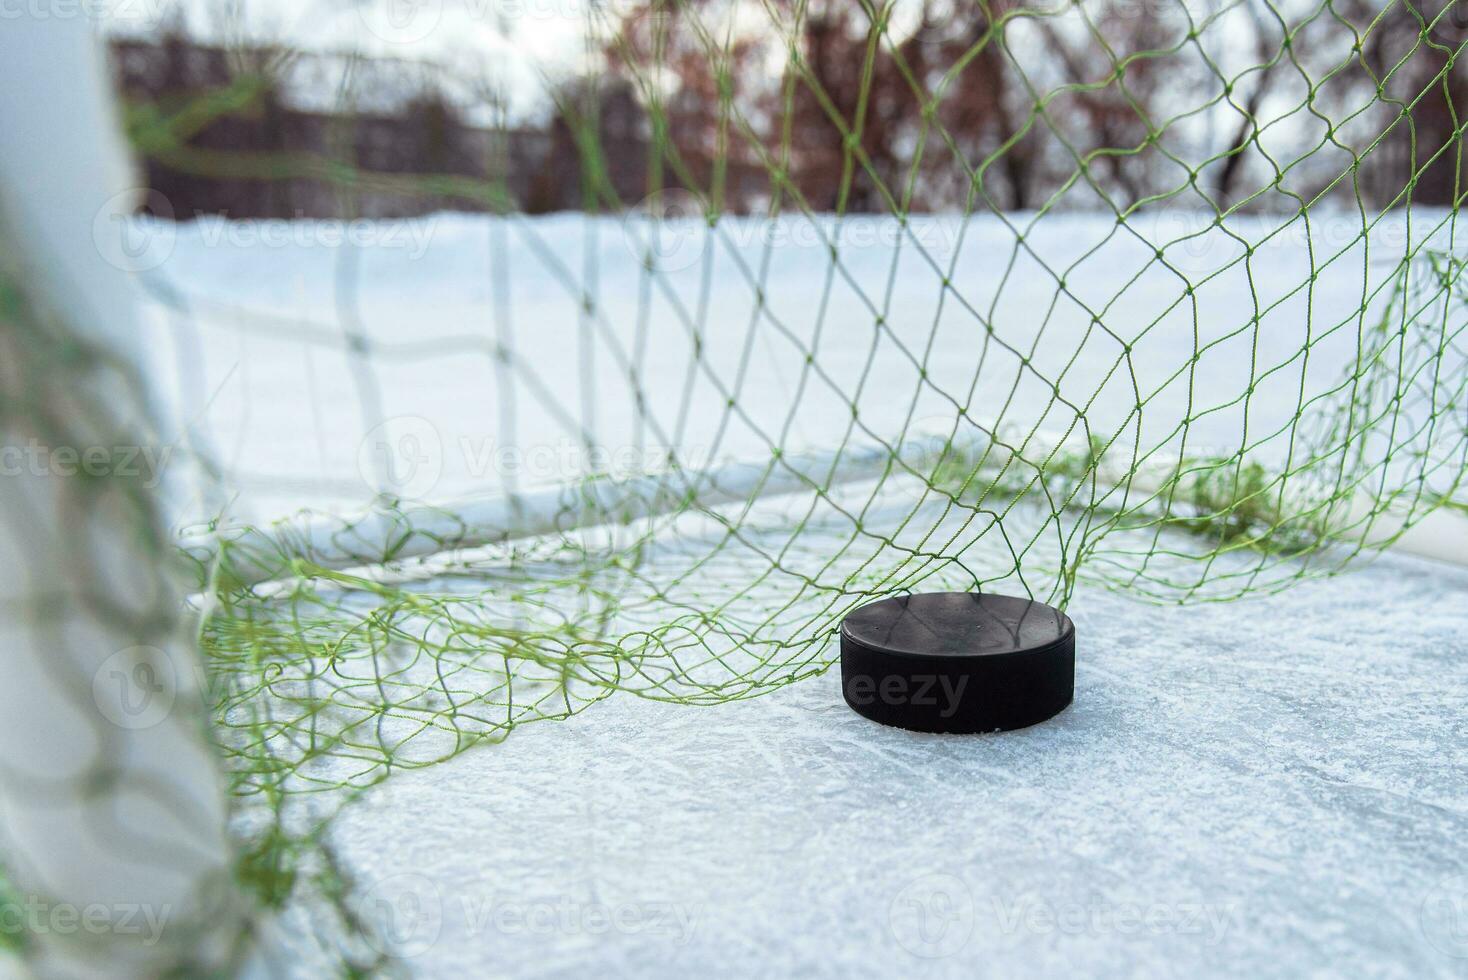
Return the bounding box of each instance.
[259,550,1468,979]
[139,209,1462,526]
[133,212,1468,976]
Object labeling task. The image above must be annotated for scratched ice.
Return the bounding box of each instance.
[240,550,1468,978]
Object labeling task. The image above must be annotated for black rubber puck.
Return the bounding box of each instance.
[840,592,1074,733]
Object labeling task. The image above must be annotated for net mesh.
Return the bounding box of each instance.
[6,0,1468,971]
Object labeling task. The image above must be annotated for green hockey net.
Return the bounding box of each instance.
[6,0,1468,970]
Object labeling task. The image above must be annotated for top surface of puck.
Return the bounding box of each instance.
[840,591,1072,659]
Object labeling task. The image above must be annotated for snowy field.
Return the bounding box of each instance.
[130,211,1468,976]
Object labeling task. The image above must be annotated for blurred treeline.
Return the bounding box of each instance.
[110,0,1467,220]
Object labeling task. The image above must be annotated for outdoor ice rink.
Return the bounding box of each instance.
[134,209,1455,510]
[4,5,1468,977]
[133,213,1468,977]
[249,547,1468,978]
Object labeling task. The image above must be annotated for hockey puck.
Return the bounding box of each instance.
[839,592,1074,733]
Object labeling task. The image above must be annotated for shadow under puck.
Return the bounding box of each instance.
[839,592,1074,734]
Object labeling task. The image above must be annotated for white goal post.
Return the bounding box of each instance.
[0,18,246,979]
[185,425,1468,589]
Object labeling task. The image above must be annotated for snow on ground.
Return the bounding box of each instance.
[132,211,1468,976]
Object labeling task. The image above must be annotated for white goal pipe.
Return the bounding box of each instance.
[1091,448,1468,567]
[0,19,246,979]
[188,426,1468,588]
[185,431,958,586]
